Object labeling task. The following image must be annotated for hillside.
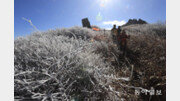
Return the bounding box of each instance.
[14,24,166,101]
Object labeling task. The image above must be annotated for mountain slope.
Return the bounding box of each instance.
[14,24,166,101]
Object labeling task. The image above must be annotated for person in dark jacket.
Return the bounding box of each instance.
[117,30,130,56]
[111,25,118,42]
[116,26,122,50]
[117,26,122,36]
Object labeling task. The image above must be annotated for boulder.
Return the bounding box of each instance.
[82,18,91,28]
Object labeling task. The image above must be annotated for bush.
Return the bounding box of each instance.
[14,27,119,100]
[15,24,166,100]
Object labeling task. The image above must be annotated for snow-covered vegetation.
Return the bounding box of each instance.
[14,24,166,101]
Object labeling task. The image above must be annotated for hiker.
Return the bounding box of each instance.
[117,26,122,36]
[111,24,118,42]
[117,26,122,50]
[117,30,130,56]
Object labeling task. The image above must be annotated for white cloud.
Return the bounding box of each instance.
[104,28,112,30]
[103,20,126,26]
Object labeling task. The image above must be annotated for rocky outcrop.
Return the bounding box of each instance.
[82,18,91,28]
[123,19,147,26]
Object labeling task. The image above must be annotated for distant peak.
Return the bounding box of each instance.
[123,18,147,26]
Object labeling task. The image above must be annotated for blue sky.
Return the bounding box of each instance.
[15,0,166,37]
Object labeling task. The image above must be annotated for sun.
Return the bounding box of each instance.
[99,0,111,7]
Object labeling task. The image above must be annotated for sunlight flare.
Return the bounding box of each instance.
[99,0,111,7]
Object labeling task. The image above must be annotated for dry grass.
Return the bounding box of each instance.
[14,24,166,101]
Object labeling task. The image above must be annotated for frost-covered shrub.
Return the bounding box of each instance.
[14,27,119,100]
[14,24,166,101]
[123,24,166,38]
